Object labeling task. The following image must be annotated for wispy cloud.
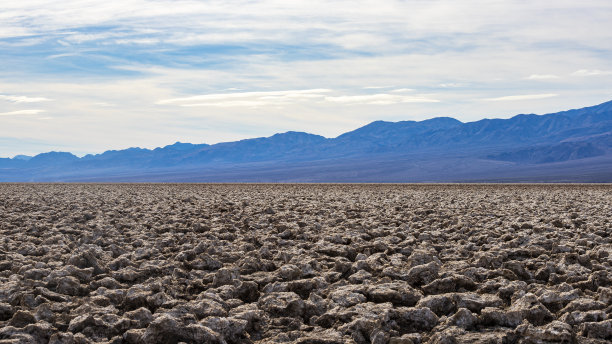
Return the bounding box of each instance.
[325,94,439,105]
[0,94,52,103]
[526,74,560,80]
[158,90,439,107]
[484,94,559,101]
[572,69,612,76]
[93,102,116,107]
[0,109,46,116]
[157,89,332,107]
[363,86,395,89]
[46,53,82,59]
[438,83,465,88]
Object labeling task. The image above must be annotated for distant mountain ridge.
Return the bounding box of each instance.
[2,100,612,182]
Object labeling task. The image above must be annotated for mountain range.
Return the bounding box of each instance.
[2,100,612,182]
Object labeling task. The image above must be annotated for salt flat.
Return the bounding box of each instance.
[0,184,611,343]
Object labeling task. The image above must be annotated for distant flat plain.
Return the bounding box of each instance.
[1,184,611,342]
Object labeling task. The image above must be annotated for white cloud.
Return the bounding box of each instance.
[0,94,52,103]
[1,1,611,56]
[438,83,466,88]
[526,74,560,80]
[46,53,81,59]
[325,94,439,105]
[0,109,46,116]
[484,94,559,101]
[93,102,116,107]
[364,86,395,89]
[114,38,161,45]
[181,100,271,108]
[158,89,438,107]
[572,69,612,77]
[157,89,332,107]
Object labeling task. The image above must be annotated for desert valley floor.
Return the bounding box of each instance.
[0,184,611,343]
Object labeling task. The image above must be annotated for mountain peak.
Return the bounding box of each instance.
[338,116,463,140]
[551,99,612,118]
[161,142,204,150]
[267,131,327,142]
[591,99,612,113]
[28,152,79,166]
[13,154,32,161]
[421,116,463,124]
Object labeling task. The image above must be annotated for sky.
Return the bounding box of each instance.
[1,0,612,157]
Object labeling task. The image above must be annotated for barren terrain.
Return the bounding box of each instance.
[0,184,611,343]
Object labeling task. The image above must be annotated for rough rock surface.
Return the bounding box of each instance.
[0,184,611,343]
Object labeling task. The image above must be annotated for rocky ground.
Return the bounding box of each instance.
[0,184,611,344]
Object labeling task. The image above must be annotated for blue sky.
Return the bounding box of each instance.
[1,0,612,157]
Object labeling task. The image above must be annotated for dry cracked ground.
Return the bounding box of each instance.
[0,184,611,344]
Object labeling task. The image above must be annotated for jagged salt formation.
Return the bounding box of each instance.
[0,184,610,343]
